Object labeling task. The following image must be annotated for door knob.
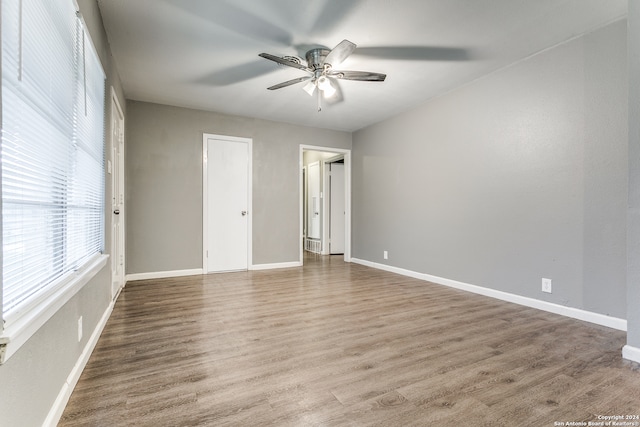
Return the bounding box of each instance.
[241,211,247,216]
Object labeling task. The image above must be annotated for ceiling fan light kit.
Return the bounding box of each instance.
[259,39,386,112]
[316,76,336,97]
[302,79,317,96]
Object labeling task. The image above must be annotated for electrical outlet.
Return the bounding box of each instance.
[78,316,83,342]
[383,250,388,260]
[541,278,552,294]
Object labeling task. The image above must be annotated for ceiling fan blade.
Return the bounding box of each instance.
[330,70,386,82]
[259,53,311,72]
[324,39,357,67]
[267,76,311,90]
[354,46,471,61]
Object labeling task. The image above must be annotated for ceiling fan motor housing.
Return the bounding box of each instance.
[306,48,331,70]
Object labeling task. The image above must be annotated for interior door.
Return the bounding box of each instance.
[307,161,321,239]
[110,91,125,299]
[303,166,307,239]
[329,162,345,254]
[206,136,249,272]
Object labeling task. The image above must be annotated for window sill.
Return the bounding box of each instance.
[0,254,109,364]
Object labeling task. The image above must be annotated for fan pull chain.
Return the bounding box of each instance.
[317,88,322,112]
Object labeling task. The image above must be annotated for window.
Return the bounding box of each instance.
[1,0,106,359]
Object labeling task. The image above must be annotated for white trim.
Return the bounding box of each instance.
[351,258,627,331]
[202,134,253,273]
[203,136,208,271]
[299,145,352,264]
[125,268,203,282]
[250,261,302,271]
[622,345,640,364]
[0,255,109,364]
[43,297,115,427]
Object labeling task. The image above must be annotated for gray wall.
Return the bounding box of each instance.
[0,1,126,425]
[352,20,627,319]
[125,102,351,274]
[628,3,640,348]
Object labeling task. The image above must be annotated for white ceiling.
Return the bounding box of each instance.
[96,0,626,132]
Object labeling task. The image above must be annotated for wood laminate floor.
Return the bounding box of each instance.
[60,254,640,426]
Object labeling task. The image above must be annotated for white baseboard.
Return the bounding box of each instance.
[125,268,203,282]
[126,263,305,278]
[43,298,115,427]
[622,345,640,364]
[250,261,302,271]
[351,258,627,332]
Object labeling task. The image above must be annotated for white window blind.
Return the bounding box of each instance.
[1,0,106,322]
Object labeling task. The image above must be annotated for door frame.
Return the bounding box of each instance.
[110,87,125,300]
[202,133,253,272]
[299,145,351,263]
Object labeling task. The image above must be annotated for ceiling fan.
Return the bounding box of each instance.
[259,39,386,111]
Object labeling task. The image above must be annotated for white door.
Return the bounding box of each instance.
[329,162,345,254]
[206,136,250,272]
[307,161,321,239]
[303,167,307,238]
[110,90,125,299]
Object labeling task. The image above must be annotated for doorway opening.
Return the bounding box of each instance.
[300,145,351,264]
